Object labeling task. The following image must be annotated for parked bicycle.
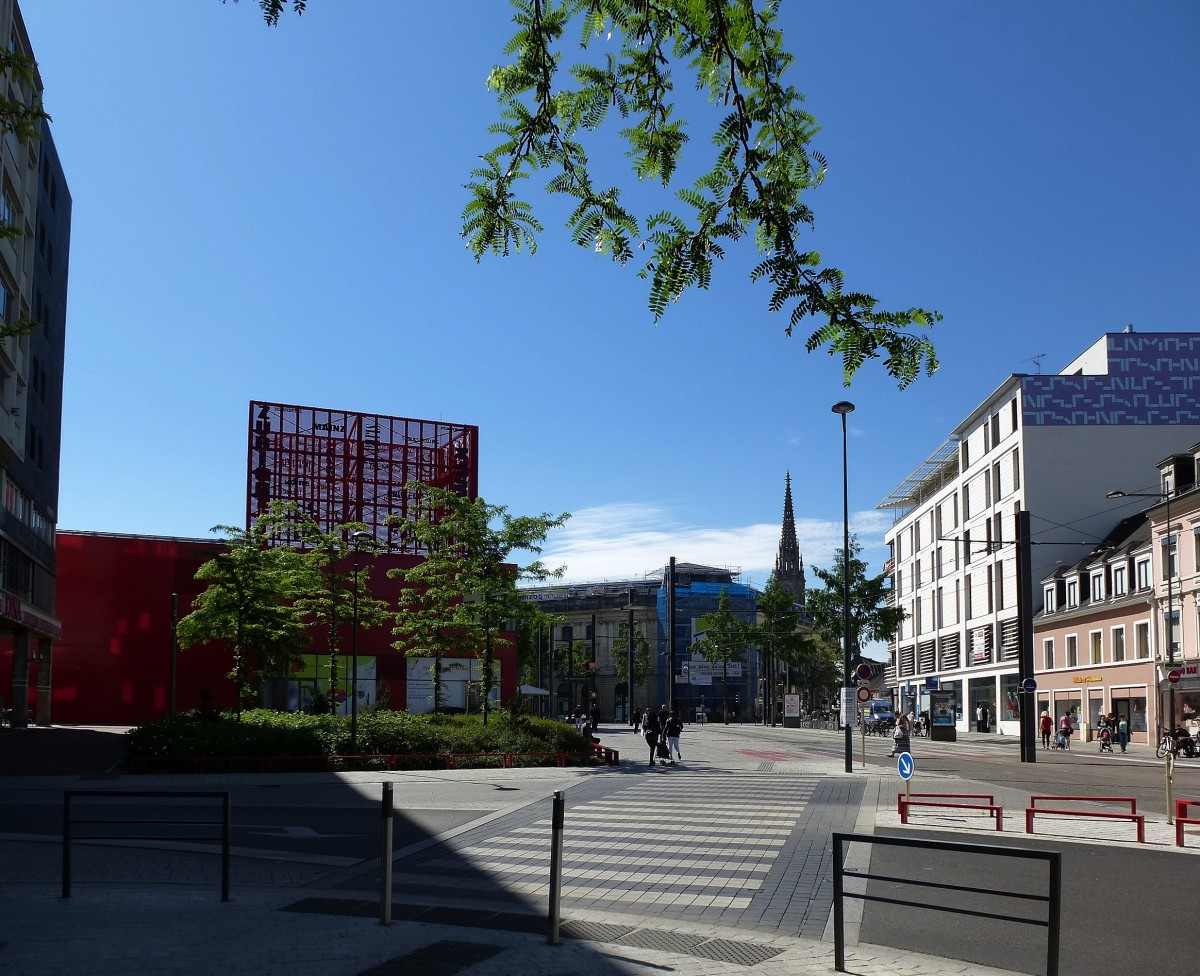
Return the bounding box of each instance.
[1156,726,1199,759]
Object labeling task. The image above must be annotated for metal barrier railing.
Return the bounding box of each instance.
[832,831,1060,976]
[62,790,231,901]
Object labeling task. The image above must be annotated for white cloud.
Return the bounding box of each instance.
[538,502,893,588]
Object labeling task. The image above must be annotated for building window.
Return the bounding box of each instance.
[936,586,944,628]
[1043,585,1055,613]
[1066,635,1078,668]
[1112,627,1125,662]
[1090,571,1104,602]
[991,412,1000,447]
[992,461,1002,503]
[1163,532,1178,580]
[1135,621,1150,659]
[1136,557,1151,591]
[985,565,994,614]
[962,440,970,470]
[965,573,973,619]
[1043,638,1054,670]
[1090,631,1102,664]
[1012,448,1020,490]
[964,529,972,565]
[994,562,1004,611]
[1166,609,1181,659]
[1011,397,1018,432]
[1065,579,1078,608]
[1112,565,1126,597]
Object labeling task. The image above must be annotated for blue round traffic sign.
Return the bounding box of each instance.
[897,752,914,780]
[1021,678,1037,693]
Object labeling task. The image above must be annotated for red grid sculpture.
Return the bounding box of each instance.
[247,400,478,553]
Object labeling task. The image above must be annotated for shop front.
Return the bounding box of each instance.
[1162,660,1200,738]
[1034,672,1153,744]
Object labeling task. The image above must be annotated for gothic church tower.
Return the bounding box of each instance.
[775,472,806,605]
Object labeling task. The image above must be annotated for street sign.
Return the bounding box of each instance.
[855,662,873,682]
[897,753,914,780]
[1168,669,1183,685]
[856,686,872,703]
[1021,678,1037,693]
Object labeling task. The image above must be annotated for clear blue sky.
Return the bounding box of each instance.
[21,1,1200,591]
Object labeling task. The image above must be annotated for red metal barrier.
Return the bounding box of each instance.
[1025,795,1144,843]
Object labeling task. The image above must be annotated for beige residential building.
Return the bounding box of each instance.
[879,330,1200,735]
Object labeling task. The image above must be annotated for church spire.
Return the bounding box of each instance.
[775,472,806,604]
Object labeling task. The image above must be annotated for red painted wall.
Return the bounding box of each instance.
[15,532,517,726]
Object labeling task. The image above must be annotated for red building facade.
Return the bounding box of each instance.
[2,531,517,726]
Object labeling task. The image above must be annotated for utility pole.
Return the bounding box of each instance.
[668,557,677,717]
[1016,510,1036,763]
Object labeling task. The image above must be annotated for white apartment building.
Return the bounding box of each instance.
[878,330,1200,735]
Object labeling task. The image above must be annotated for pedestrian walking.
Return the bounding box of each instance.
[1058,711,1073,750]
[664,712,683,763]
[1040,710,1053,750]
[640,708,660,767]
[1117,715,1129,753]
[888,713,911,757]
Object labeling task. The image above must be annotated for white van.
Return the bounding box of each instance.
[862,700,895,725]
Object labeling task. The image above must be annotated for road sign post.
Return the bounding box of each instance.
[897,752,914,805]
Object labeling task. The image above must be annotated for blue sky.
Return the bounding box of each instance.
[21,1,1200,591]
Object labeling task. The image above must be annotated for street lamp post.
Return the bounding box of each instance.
[1108,486,1175,733]
[832,401,855,774]
[627,589,635,725]
[349,530,372,756]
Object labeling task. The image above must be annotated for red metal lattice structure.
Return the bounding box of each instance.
[246,401,479,552]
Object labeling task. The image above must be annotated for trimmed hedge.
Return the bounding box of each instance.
[124,708,592,770]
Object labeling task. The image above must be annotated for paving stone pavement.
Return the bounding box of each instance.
[3,724,1193,976]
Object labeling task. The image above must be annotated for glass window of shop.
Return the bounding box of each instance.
[1000,673,1020,722]
[1055,692,1082,730]
[1111,689,1147,734]
[1180,689,1200,732]
[1087,688,1105,729]
[968,676,996,731]
[940,680,963,722]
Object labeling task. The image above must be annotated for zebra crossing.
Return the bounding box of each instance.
[394,772,821,914]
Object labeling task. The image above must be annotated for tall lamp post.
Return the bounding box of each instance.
[1107,487,1175,733]
[832,401,855,773]
[349,530,372,755]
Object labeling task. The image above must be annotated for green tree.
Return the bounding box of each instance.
[805,534,904,668]
[388,483,569,723]
[176,506,313,717]
[286,516,390,715]
[610,622,652,716]
[549,637,592,715]
[235,0,940,388]
[753,572,810,724]
[692,587,752,724]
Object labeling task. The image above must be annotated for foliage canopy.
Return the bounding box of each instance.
[234,0,939,388]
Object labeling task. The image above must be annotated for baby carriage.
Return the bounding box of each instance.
[1097,726,1113,753]
[1053,729,1070,750]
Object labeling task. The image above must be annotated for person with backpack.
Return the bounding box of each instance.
[640,707,661,767]
[664,711,683,764]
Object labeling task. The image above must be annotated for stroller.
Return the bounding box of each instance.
[1053,729,1070,750]
[1097,725,1113,753]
